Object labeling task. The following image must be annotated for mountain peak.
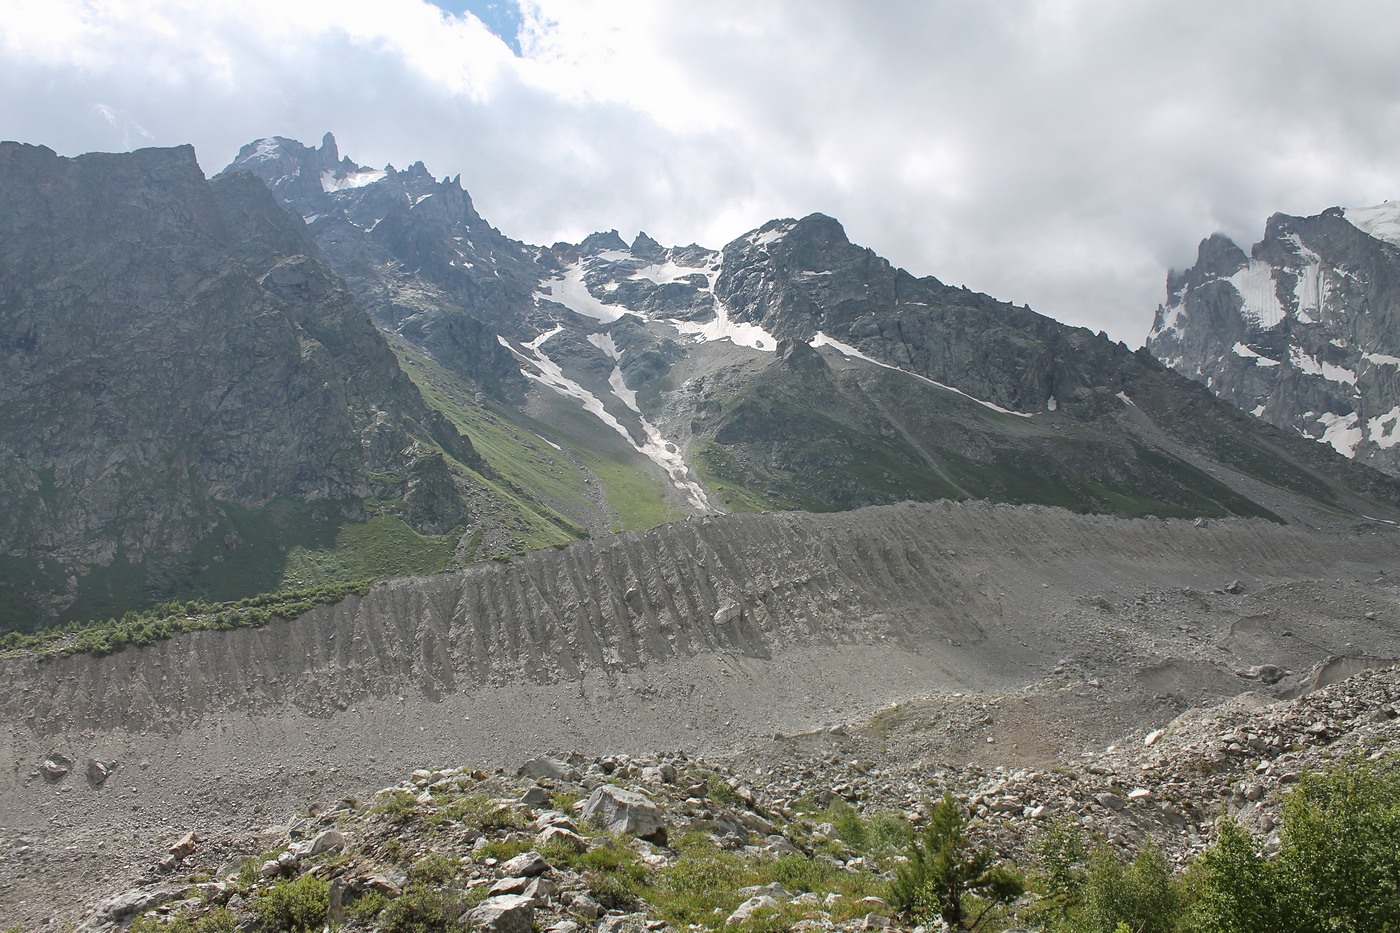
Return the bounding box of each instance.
[579,229,629,255]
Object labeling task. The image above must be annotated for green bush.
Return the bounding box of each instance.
[378,887,473,933]
[252,873,329,933]
[1069,843,1182,933]
[129,908,237,933]
[1190,754,1400,933]
[888,793,1024,931]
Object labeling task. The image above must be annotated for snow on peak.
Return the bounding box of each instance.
[1343,202,1400,248]
[320,168,388,192]
[247,138,284,162]
[749,222,794,249]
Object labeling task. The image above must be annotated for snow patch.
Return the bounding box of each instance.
[535,263,628,323]
[1232,342,1280,366]
[1116,392,1136,407]
[1251,404,1267,418]
[1286,235,1325,323]
[1344,202,1400,247]
[1227,261,1286,329]
[320,169,387,192]
[749,223,793,248]
[630,260,712,286]
[810,332,1031,418]
[674,299,778,351]
[1368,406,1400,450]
[1363,351,1400,367]
[1317,411,1362,458]
[1288,347,1357,385]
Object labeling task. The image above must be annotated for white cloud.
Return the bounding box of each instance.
[3,0,1399,344]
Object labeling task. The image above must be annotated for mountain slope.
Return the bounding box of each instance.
[1147,203,1400,474]
[0,143,568,629]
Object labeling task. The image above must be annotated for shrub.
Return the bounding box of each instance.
[378,887,473,933]
[252,873,329,933]
[888,793,1024,931]
[1070,842,1182,933]
[1190,753,1400,933]
[129,908,237,933]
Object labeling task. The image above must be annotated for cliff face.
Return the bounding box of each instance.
[1148,205,1400,474]
[0,143,479,627]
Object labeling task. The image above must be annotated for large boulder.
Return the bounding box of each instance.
[580,785,666,843]
[463,894,534,933]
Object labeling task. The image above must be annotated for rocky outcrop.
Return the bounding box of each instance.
[1147,204,1400,475]
[221,134,535,400]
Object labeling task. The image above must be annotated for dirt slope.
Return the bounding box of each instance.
[2,501,1398,929]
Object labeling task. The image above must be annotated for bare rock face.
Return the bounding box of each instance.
[1148,204,1400,475]
[0,142,480,627]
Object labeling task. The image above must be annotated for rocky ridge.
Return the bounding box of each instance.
[227,135,1400,526]
[1147,203,1400,474]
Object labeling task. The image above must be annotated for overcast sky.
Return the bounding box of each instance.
[5,0,1399,344]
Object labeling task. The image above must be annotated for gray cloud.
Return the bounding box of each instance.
[3,0,1398,343]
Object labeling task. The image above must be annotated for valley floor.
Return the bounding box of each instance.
[1,501,1397,929]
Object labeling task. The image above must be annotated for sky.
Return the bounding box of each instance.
[4,0,1399,344]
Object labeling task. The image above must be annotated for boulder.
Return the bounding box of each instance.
[41,752,73,783]
[726,895,779,925]
[517,756,580,783]
[463,894,534,933]
[85,758,116,786]
[581,785,666,843]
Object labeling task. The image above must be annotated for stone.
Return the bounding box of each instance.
[488,876,530,897]
[464,894,534,933]
[581,785,666,843]
[85,758,116,786]
[41,752,73,783]
[726,895,779,925]
[500,851,549,878]
[521,785,553,807]
[537,826,587,852]
[169,831,200,860]
[765,834,801,856]
[522,876,558,903]
[82,884,187,927]
[518,756,580,783]
[308,829,346,856]
[714,602,742,625]
[565,892,604,919]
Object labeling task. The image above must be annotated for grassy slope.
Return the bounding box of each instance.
[391,339,678,534]
[691,359,1286,522]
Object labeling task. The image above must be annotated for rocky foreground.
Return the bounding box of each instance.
[69,664,1398,933]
